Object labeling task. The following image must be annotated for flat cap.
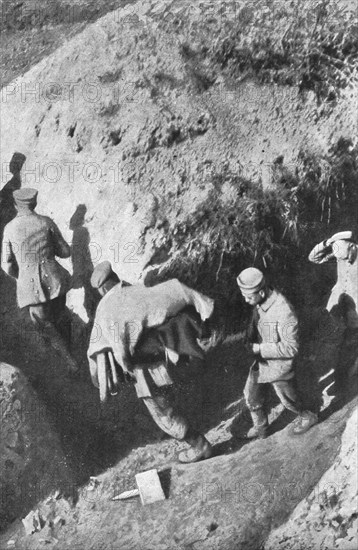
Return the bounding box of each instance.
[13,188,38,206]
[237,267,265,291]
[91,261,118,289]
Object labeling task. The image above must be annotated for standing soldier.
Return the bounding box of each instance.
[236,267,317,438]
[309,230,358,398]
[1,188,78,374]
[309,231,358,329]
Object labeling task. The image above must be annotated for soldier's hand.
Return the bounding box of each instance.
[252,343,261,355]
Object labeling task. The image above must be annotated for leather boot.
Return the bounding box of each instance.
[178,429,213,464]
[292,411,318,435]
[244,408,268,439]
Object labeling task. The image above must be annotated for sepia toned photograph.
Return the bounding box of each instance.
[0,1,357,549]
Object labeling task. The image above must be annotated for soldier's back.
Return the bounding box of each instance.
[6,212,57,264]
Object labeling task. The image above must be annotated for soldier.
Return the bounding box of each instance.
[88,261,214,463]
[309,230,358,399]
[237,267,318,438]
[309,231,358,330]
[1,188,78,374]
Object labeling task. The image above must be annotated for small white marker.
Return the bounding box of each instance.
[135,469,166,506]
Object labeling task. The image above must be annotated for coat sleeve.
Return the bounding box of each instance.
[50,221,71,258]
[246,308,259,343]
[1,229,18,278]
[178,281,214,321]
[308,240,335,264]
[259,308,299,360]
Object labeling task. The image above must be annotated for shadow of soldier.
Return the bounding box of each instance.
[297,308,342,412]
[66,205,100,375]
[69,205,98,322]
[318,297,358,420]
[297,303,358,423]
[0,152,26,256]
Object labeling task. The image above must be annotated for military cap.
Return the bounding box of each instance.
[13,188,38,207]
[91,261,118,289]
[236,267,265,292]
[328,231,353,243]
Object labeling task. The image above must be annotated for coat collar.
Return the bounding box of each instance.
[258,289,277,312]
[16,209,35,217]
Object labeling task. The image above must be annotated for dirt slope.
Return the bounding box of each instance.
[0,388,356,550]
[0,1,357,548]
[0,263,357,548]
[1,0,357,320]
[265,408,358,550]
[0,361,73,531]
[0,1,135,88]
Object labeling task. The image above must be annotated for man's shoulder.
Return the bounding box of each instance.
[33,213,53,225]
[3,217,17,232]
[2,215,24,237]
[12,211,49,224]
[96,283,124,312]
[272,290,297,316]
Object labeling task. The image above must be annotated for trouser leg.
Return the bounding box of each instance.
[28,299,78,374]
[272,380,303,415]
[52,295,72,345]
[273,380,318,435]
[142,387,212,463]
[142,389,189,441]
[242,364,268,438]
[243,364,266,411]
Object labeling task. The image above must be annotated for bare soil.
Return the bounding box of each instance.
[0,1,134,88]
[0,265,357,549]
[0,1,357,549]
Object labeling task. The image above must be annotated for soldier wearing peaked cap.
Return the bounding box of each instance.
[236,267,318,438]
[1,188,78,374]
[309,231,358,329]
[309,231,358,401]
[90,260,120,295]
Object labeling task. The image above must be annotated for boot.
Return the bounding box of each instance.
[178,429,213,464]
[292,411,318,435]
[243,408,268,439]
